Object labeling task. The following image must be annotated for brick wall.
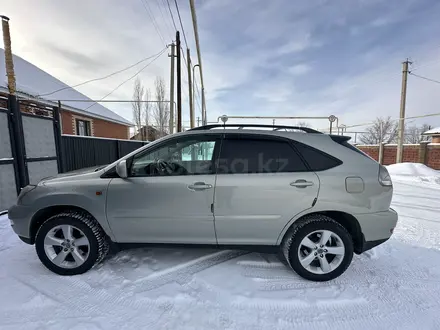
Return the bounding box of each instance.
[61,110,74,135]
[357,143,440,170]
[60,110,129,139]
[357,146,378,160]
[93,117,129,139]
[427,145,440,169]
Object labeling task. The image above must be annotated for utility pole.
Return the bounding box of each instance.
[189,0,207,124]
[187,48,194,128]
[396,59,411,163]
[176,31,182,132]
[2,15,27,191]
[168,43,175,134]
[1,15,16,95]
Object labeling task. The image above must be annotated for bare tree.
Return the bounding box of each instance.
[143,88,151,141]
[405,124,431,143]
[360,117,398,145]
[153,77,170,137]
[132,77,145,140]
[297,121,310,127]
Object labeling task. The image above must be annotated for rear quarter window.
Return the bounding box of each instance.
[293,141,342,171]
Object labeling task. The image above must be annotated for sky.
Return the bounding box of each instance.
[2,0,440,133]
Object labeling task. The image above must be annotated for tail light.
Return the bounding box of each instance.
[379,165,392,187]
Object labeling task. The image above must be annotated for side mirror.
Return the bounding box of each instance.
[116,160,128,178]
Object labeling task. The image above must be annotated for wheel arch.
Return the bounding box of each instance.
[29,205,110,245]
[278,211,364,254]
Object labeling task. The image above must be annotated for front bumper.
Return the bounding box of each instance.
[355,208,398,252]
[8,204,34,244]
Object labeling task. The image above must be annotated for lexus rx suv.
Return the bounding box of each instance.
[8,124,398,281]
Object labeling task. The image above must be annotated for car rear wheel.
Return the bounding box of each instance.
[281,214,354,281]
[35,211,109,275]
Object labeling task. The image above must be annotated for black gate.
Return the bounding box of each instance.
[0,96,62,211]
[0,95,19,209]
[0,95,145,211]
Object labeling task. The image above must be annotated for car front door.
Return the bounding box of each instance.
[213,135,320,245]
[106,134,221,244]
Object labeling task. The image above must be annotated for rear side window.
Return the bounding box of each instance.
[218,138,308,174]
[293,142,342,171]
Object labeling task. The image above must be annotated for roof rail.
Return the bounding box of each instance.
[189,124,323,134]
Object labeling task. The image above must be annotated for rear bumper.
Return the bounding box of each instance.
[355,208,398,252]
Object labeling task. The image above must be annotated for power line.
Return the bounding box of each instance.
[84,47,167,111]
[165,0,178,31]
[173,0,189,48]
[155,0,174,40]
[181,46,189,70]
[409,72,440,85]
[140,0,166,46]
[37,48,168,97]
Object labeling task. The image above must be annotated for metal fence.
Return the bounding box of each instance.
[0,95,18,210]
[0,95,144,211]
[0,96,62,210]
[61,135,146,172]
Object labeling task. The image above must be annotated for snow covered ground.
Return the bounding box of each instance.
[1,163,440,329]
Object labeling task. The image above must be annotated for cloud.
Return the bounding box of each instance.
[276,34,314,55]
[2,0,440,132]
[288,64,312,76]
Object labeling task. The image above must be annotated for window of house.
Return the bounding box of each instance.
[130,137,219,177]
[76,119,91,136]
[217,137,308,174]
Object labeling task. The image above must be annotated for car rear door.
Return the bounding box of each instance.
[213,134,320,245]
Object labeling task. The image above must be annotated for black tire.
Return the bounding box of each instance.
[35,211,109,275]
[281,214,354,281]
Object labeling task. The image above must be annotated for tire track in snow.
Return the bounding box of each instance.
[393,192,440,202]
[132,250,246,292]
[392,201,440,212]
[1,251,245,327]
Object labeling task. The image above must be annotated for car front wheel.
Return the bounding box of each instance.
[281,214,354,281]
[35,211,109,275]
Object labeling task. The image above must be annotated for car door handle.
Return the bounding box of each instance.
[290,180,314,188]
[188,182,213,191]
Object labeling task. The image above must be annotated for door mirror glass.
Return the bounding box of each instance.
[116,160,128,178]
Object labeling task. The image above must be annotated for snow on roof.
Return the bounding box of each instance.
[0,48,132,126]
[423,127,440,135]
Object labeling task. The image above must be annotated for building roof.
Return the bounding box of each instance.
[0,48,132,126]
[422,127,440,135]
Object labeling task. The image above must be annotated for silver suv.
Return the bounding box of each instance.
[8,124,398,281]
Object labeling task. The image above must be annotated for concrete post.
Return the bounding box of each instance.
[418,141,429,165]
[379,142,385,165]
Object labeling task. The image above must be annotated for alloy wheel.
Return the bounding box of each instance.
[43,224,90,269]
[297,229,345,274]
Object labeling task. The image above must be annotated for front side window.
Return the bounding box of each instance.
[130,137,218,177]
[217,137,307,174]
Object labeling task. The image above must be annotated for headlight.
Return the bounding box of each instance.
[17,185,37,205]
